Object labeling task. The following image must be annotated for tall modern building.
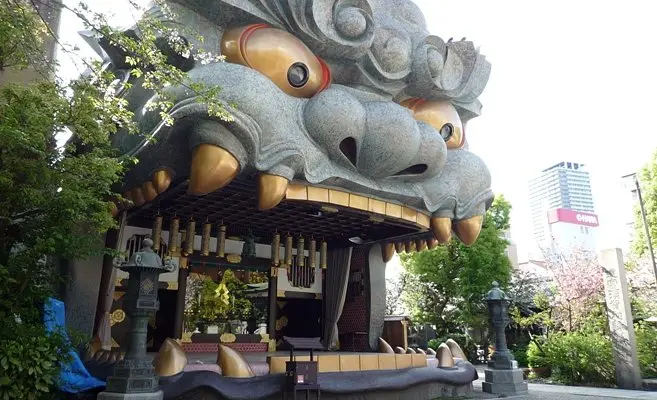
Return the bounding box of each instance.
[528,161,597,250]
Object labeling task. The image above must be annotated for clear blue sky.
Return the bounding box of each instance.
[59,0,657,260]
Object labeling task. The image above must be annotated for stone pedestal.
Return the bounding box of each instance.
[482,368,528,395]
[97,390,163,400]
[599,248,643,390]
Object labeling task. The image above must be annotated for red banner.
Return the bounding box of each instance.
[547,208,599,227]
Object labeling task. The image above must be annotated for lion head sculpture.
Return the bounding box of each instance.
[95,0,493,246]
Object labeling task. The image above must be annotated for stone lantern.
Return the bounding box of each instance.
[99,238,175,400]
[482,281,528,395]
[486,281,514,369]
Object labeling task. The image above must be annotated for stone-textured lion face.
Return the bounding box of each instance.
[104,0,493,246]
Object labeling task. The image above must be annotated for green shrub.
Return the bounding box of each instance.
[0,325,68,400]
[636,323,657,377]
[543,332,615,386]
[527,340,549,370]
[510,342,529,367]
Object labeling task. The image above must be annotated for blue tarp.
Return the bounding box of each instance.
[43,297,106,393]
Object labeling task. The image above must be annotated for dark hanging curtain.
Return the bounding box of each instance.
[322,247,353,350]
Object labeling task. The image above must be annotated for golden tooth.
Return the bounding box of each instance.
[427,238,439,250]
[108,202,119,217]
[431,217,452,244]
[378,338,395,354]
[152,168,173,194]
[454,216,483,246]
[216,344,255,378]
[98,350,111,363]
[406,347,416,354]
[188,144,240,196]
[142,181,158,202]
[395,242,404,253]
[381,243,395,263]
[153,338,188,377]
[437,343,455,368]
[395,347,406,354]
[130,187,146,207]
[446,338,467,361]
[415,240,427,252]
[416,348,427,355]
[257,174,289,210]
[426,348,437,355]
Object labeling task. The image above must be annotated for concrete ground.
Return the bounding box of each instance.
[471,366,657,399]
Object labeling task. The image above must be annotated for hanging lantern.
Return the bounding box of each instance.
[216,224,226,258]
[184,219,196,256]
[308,238,317,268]
[201,222,212,256]
[151,215,163,252]
[271,233,281,266]
[284,234,293,267]
[168,217,180,253]
[297,236,305,267]
[320,240,328,269]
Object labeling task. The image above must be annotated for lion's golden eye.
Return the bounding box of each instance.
[401,99,464,149]
[221,24,331,98]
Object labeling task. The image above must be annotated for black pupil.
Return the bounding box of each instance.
[288,63,309,87]
[440,124,453,141]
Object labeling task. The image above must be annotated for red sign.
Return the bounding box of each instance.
[547,208,599,227]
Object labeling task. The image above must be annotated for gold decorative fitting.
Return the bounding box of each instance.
[110,309,126,326]
[179,257,189,270]
[181,332,193,343]
[220,333,236,343]
[277,290,286,298]
[167,281,179,290]
[226,254,241,264]
[259,333,270,343]
[270,266,279,277]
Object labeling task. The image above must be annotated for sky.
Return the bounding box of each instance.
[58,0,657,262]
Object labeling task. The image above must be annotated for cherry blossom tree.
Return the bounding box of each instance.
[541,246,605,332]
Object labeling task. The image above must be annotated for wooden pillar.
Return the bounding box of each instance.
[267,267,278,339]
[173,258,189,339]
[93,211,127,347]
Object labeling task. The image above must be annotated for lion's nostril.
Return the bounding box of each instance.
[394,164,428,176]
[340,137,358,167]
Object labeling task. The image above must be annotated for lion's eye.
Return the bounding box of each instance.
[400,99,464,149]
[221,25,331,98]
